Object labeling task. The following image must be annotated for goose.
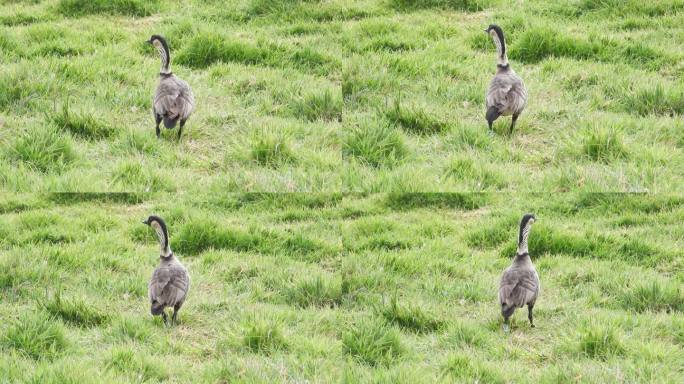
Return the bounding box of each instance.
[146,35,194,140]
[143,215,190,326]
[484,25,527,134]
[498,213,539,332]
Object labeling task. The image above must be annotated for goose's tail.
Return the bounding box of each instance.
[163,116,178,129]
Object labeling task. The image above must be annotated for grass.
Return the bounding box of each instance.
[6,126,77,173]
[2,312,68,360]
[577,323,625,360]
[242,319,288,354]
[50,102,117,140]
[343,119,408,168]
[0,193,682,381]
[380,297,444,333]
[342,319,404,366]
[40,291,109,327]
[0,0,681,192]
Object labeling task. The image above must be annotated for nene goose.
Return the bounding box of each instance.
[146,35,194,140]
[484,25,527,134]
[499,214,539,332]
[143,215,189,326]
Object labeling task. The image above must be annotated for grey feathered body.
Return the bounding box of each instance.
[149,255,190,314]
[498,254,539,312]
[153,75,194,129]
[486,66,527,117]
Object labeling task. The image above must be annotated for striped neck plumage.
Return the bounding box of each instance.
[154,41,171,75]
[517,222,532,255]
[151,221,172,258]
[490,30,508,67]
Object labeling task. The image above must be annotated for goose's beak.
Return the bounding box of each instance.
[142,219,149,225]
[483,29,488,33]
[145,39,152,44]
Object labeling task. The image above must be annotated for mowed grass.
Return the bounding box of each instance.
[0,0,683,192]
[0,192,683,382]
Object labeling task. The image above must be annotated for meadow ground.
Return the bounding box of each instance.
[0,192,683,382]
[1,0,683,192]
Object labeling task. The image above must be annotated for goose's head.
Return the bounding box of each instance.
[484,24,508,66]
[484,24,505,42]
[142,215,171,257]
[146,35,169,51]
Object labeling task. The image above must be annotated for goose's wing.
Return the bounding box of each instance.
[165,265,190,306]
[499,267,539,307]
[486,75,513,110]
[149,266,171,305]
[153,77,194,120]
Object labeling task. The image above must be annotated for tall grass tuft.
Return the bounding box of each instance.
[2,312,68,360]
[385,192,487,210]
[106,348,168,381]
[342,319,404,366]
[250,133,297,167]
[57,0,160,17]
[175,219,261,255]
[577,323,625,360]
[291,89,342,122]
[111,162,174,192]
[441,353,504,383]
[390,0,490,12]
[40,291,109,327]
[618,281,683,313]
[384,100,449,135]
[445,158,505,189]
[243,320,287,354]
[380,297,444,333]
[284,276,342,308]
[176,34,267,69]
[8,126,77,173]
[582,126,628,162]
[343,119,408,168]
[619,85,684,117]
[50,102,116,140]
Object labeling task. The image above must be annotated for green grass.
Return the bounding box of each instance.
[0,193,680,381]
[242,319,288,354]
[576,323,626,360]
[6,126,77,173]
[342,318,404,366]
[0,1,680,191]
[343,118,408,168]
[40,291,109,327]
[2,312,68,360]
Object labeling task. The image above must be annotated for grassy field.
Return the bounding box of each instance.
[0,192,683,382]
[1,0,683,191]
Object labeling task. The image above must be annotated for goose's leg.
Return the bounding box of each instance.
[502,304,514,333]
[177,120,185,141]
[161,311,169,326]
[155,114,162,138]
[510,113,519,134]
[527,304,535,328]
[172,304,182,325]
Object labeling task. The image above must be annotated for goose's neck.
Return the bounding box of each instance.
[155,42,171,75]
[517,223,531,255]
[491,31,508,67]
[151,222,172,258]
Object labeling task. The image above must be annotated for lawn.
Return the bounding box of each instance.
[0,0,682,192]
[0,192,682,382]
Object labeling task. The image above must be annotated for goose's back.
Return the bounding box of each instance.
[153,75,194,120]
[498,265,539,308]
[486,68,527,116]
[149,261,190,308]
